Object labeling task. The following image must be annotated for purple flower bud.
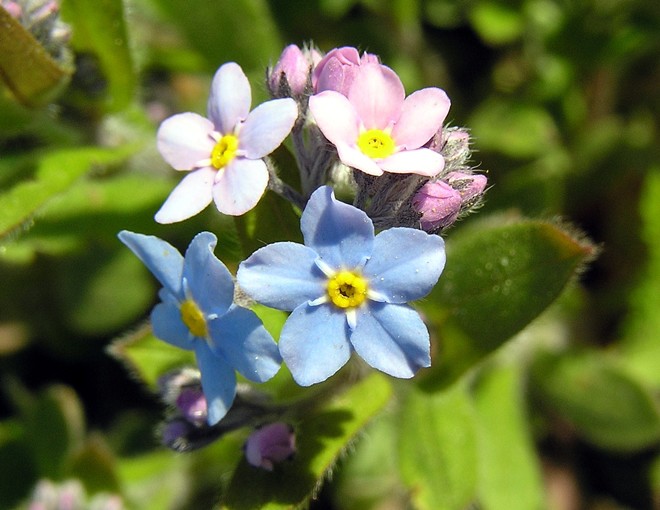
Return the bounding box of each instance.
[268,44,311,97]
[446,171,488,203]
[245,422,296,471]
[161,418,193,449]
[412,181,462,231]
[312,46,379,95]
[175,387,208,426]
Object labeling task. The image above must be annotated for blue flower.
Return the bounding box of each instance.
[118,230,282,424]
[237,186,446,386]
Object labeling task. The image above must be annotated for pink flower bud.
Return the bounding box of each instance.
[176,387,208,426]
[446,172,488,202]
[245,422,296,471]
[412,181,462,231]
[268,44,311,97]
[312,46,379,95]
[1,1,22,18]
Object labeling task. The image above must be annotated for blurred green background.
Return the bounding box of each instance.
[1,0,659,508]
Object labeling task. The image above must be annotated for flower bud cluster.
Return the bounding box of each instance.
[2,0,72,65]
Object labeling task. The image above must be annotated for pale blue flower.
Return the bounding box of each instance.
[119,230,282,424]
[237,186,446,386]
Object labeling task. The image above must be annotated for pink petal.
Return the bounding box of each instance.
[309,91,359,145]
[157,113,215,170]
[207,62,251,133]
[336,143,384,176]
[240,98,298,159]
[392,88,451,149]
[212,158,269,215]
[155,167,215,223]
[379,148,445,176]
[348,63,404,128]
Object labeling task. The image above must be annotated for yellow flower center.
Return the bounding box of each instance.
[211,134,239,169]
[356,129,396,159]
[327,271,368,309]
[180,299,208,338]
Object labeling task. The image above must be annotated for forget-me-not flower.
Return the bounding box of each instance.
[156,62,298,222]
[118,230,282,424]
[237,186,446,386]
[309,62,450,177]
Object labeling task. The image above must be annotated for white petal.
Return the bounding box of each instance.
[207,62,251,133]
[155,167,215,224]
[240,98,298,159]
[379,148,445,176]
[157,113,215,170]
[212,158,268,216]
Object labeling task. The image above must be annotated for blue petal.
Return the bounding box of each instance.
[350,302,430,378]
[364,228,446,303]
[194,343,237,425]
[207,305,281,383]
[118,231,183,297]
[279,303,352,386]
[237,242,326,310]
[301,186,374,270]
[182,232,234,315]
[150,293,194,350]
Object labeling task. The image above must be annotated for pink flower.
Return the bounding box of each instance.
[312,46,379,95]
[156,62,298,222]
[309,63,450,177]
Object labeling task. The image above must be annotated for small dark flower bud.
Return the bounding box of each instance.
[245,422,296,471]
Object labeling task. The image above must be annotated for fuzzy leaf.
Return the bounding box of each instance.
[398,384,478,510]
[471,363,545,510]
[222,373,392,510]
[532,351,660,452]
[0,145,136,243]
[420,217,596,389]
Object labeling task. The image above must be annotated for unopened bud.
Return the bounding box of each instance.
[268,44,319,98]
[412,181,462,232]
[245,422,296,471]
[312,46,379,95]
[175,387,208,426]
[446,171,488,204]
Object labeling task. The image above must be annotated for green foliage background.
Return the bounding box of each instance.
[0,0,659,508]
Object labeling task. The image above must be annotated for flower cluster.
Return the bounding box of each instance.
[119,46,486,468]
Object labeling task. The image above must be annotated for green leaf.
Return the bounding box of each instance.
[222,373,392,509]
[532,351,660,452]
[398,384,477,510]
[0,145,136,243]
[469,100,559,158]
[619,168,660,386]
[468,0,524,45]
[60,0,136,111]
[109,324,195,390]
[419,217,596,389]
[154,0,281,73]
[23,385,86,478]
[0,7,72,105]
[471,363,545,510]
[0,421,37,507]
[68,433,121,493]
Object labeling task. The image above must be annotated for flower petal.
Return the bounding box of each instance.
[195,343,237,425]
[308,91,359,146]
[207,62,251,133]
[364,228,445,303]
[240,98,298,159]
[336,142,384,176]
[348,63,404,128]
[237,242,325,310]
[279,303,352,386]
[151,297,193,349]
[351,302,430,378]
[379,148,445,176]
[301,186,374,270]
[182,232,234,314]
[208,305,281,382]
[391,88,451,149]
[118,231,183,296]
[211,158,268,216]
[155,167,215,224]
[157,113,215,170]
